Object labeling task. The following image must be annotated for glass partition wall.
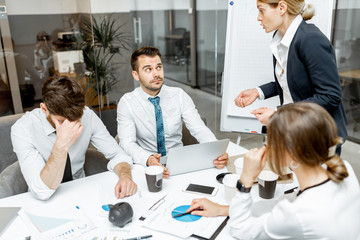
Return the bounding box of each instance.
[4,0,135,137]
[196,0,227,97]
[0,27,15,116]
[333,0,360,143]
[2,0,360,143]
[4,1,95,114]
[130,0,192,85]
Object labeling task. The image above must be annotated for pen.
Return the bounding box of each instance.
[139,194,167,220]
[148,194,167,211]
[173,211,192,218]
[124,235,152,240]
[172,208,201,218]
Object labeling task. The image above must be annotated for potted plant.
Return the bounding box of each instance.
[80,15,131,110]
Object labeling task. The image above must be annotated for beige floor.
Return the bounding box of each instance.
[166,78,360,183]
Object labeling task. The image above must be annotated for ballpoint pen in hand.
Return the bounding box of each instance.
[172,208,202,218]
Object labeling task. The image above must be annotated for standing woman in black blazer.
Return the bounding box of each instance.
[234,0,347,153]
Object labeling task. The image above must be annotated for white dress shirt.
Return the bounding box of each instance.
[11,107,132,200]
[228,161,360,239]
[257,14,303,104]
[117,85,217,166]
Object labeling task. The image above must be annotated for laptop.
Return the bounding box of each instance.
[161,139,230,176]
[0,207,20,236]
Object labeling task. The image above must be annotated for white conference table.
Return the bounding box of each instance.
[0,142,298,240]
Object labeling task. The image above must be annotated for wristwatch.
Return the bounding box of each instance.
[236,180,251,193]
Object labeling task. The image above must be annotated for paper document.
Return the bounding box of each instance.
[142,193,226,239]
[226,97,279,118]
[18,204,95,240]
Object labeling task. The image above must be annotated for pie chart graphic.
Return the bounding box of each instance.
[171,205,202,222]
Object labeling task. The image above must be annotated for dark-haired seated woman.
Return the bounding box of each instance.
[187,102,360,239]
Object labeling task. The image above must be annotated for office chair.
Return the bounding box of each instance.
[0,161,28,199]
[182,117,207,146]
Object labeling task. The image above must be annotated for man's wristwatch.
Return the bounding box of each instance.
[236,180,252,193]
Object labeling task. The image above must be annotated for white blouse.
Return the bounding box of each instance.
[228,161,360,239]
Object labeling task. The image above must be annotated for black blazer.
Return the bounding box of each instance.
[259,20,347,140]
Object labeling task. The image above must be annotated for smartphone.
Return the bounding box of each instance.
[182,183,218,196]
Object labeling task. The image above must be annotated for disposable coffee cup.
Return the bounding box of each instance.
[145,166,163,192]
[234,157,243,176]
[258,171,278,199]
[223,174,240,203]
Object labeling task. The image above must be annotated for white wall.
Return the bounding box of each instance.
[129,0,189,11]
[197,0,227,11]
[5,0,129,15]
[5,0,233,15]
[5,0,188,15]
[6,0,81,15]
[6,0,360,16]
[89,0,130,13]
[77,0,91,13]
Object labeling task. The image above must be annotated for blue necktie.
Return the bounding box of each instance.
[148,96,167,157]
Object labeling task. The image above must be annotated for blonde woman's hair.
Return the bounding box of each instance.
[258,0,315,20]
[267,102,348,183]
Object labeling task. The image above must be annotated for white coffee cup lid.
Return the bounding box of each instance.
[258,170,278,181]
[145,165,163,175]
[223,174,240,187]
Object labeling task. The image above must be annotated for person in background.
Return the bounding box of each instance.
[117,47,228,177]
[11,76,137,200]
[234,0,347,154]
[186,102,360,239]
[34,31,52,73]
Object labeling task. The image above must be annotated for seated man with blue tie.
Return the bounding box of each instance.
[11,77,137,200]
[117,47,228,177]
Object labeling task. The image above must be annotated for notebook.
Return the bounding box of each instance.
[161,139,230,176]
[0,207,20,236]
